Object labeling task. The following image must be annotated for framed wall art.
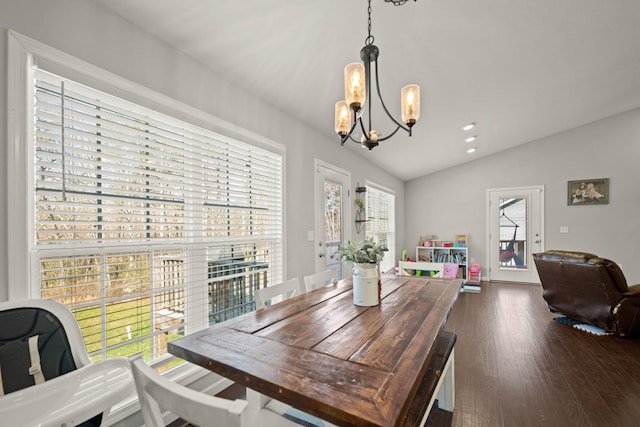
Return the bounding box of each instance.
[567,178,609,205]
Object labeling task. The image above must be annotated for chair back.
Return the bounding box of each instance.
[0,299,91,395]
[130,354,248,427]
[255,278,303,309]
[0,299,104,426]
[303,269,337,292]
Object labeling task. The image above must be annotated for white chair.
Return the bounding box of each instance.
[254,278,303,309]
[0,299,92,376]
[0,299,133,426]
[130,354,248,427]
[303,269,337,292]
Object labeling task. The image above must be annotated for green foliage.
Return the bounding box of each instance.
[338,237,388,264]
[74,298,153,361]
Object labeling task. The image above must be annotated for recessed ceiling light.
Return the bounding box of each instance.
[465,135,477,143]
[462,122,476,131]
[467,147,477,154]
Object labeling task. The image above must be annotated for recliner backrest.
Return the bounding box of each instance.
[533,251,627,331]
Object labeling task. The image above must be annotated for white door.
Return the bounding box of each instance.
[314,160,351,280]
[486,186,544,283]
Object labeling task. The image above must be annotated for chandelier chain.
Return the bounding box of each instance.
[365,0,374,46]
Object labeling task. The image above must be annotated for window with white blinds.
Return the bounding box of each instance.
[366,184,395,273]
[33,69,283,362]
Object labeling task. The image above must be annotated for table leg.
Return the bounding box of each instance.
[419,347,456,427]
[436,348,455,412]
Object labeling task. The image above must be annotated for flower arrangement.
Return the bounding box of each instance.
[338,237,388,264]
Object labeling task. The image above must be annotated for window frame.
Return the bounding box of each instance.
[364,180,396,273]
[8,30,286,350]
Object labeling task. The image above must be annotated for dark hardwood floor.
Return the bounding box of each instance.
[211,281,640,427]
[447,281,640,427]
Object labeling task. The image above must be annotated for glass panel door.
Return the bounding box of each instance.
[315,160,352,279]
[314,161,351,280]
[499,197,528,270]
[324,181,344,279]
[488,186,544,283]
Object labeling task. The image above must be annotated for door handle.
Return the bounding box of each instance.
[318,241,326,258]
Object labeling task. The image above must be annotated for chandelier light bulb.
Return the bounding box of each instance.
[344,63,366,110]
[401,84,420,125]
[334,101,352,135]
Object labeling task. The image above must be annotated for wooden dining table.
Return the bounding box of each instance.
[168,274,461,427]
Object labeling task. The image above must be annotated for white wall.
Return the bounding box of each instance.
[405,108,640,283]
[0,0,405,301]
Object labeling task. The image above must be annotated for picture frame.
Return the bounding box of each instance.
[567,178,609,205]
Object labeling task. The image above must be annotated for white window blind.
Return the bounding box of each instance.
[366,184,395,273]
[33,69,283,362]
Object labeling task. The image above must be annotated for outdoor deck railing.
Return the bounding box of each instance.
[208,259,269,324]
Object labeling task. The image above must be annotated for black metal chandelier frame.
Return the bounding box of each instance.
[338,0,418,150]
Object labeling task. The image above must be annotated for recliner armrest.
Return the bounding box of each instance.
[613,296,640,337]
[622,284,640,300]
[589,257,629,292]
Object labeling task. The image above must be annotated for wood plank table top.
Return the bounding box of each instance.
[168,275,461,427]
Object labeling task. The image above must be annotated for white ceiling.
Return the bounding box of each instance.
[92,0,640,181]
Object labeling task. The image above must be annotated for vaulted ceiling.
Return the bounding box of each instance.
[92,0,640,181]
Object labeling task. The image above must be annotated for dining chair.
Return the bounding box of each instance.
[303,269,337,293]
[130,354,249,427]
[0,299,106,426]
[254,278,303,309]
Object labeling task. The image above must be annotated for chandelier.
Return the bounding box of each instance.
[334,0,420,150]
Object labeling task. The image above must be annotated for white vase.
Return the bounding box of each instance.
[352,262,379,306]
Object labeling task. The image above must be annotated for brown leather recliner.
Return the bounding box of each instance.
[533,250,640,337]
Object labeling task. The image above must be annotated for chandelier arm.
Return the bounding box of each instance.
[358,115,370,140]
[364,57,373,135]
[373,59,411,134]
[340,119,359,146]
[348,134,361,144]
[377,125,402,142]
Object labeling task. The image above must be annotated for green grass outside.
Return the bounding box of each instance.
[72,297,184,362]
